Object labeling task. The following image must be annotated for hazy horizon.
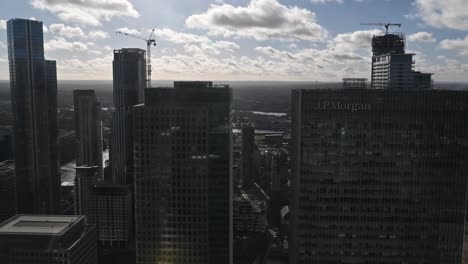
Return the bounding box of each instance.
[1,79,468,84]
[1,0,468,82]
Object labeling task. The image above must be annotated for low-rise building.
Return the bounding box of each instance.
[234,190,266,237]
[94,183,132,249]
[0,161,16,223]
[0,215,97,264]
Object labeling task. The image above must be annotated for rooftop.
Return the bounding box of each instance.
[0,215,82,235]
[114,48,145,54]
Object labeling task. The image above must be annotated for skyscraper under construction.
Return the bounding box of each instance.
[370,31,432,90]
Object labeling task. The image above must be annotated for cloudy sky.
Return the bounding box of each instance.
[1,0,468,82]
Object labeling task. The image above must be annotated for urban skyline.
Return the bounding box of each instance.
[2,1,468,264]
[0,0,468,82]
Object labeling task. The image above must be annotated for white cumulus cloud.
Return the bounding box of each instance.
[87,30,109,40]
[440,36,468,55]
[49,24,84,38]
[185,0,328,42]
[184,40,240,55]
[330,29,382,51]
[407,32,436,42]
[412,0,468,31]
[255,46,298,60]
[44,37,90,51]
[212,40,240,50]
[154,28,211,44]
[310,0,344,3]
[310,0,366,3]
[155,42,369,81]
[88,50,102,55]
[31,0,139,26]
[58,54,113,79]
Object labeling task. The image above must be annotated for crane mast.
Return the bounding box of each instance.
[116,29,156,88]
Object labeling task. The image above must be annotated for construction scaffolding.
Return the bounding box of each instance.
[343,78,368,89]
[372,33,405,56]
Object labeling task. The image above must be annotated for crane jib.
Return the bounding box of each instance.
[116,29,156,88]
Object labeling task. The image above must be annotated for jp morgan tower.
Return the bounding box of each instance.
[290,89,468,264]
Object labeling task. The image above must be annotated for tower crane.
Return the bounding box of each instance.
[116,29,156,88]
[360,23,401,35]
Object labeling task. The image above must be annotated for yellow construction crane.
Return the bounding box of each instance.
[116,29,156,88]
[360,23,401,35]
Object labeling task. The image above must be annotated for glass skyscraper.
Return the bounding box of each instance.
[74,89,103,178]
[111,48,146,185]
[241,122,255,188]
[7,18,59,214]
[132,82,233,264]
[290,89,468,264]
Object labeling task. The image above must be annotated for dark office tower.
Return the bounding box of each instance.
[290,89,468,264]
[133,81,233,264]
[0,161,17,223]
[93,183,132,249]
[111,48,146,185]
[45,60,59,185]
[74,89,103,178]
[58,130,76,165]
[75,166,99,224]
[270,150,288,192]
[103,161,112,182]
[0,126,13,161]
[7,18,59,214]
[241,123,256,188]
[0,215,97,264]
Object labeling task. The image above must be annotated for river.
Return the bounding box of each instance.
[238,110,287,117]
[61,149,109,186]
[249,111,287,117]
[232,129,284,134]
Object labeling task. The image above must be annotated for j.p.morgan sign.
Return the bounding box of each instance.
[315,101,371,112]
